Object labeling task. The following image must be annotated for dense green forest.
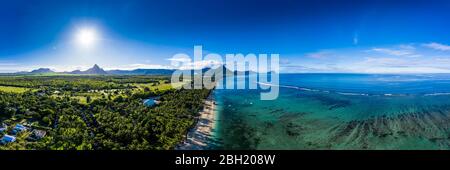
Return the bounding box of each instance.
[0,75,210,150]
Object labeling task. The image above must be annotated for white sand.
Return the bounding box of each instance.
[176,95,217,150]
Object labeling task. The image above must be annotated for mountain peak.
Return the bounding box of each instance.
[85,64,107,74]
[30,68,54,74]
[70,64,107,75]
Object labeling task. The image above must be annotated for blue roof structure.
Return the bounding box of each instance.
[14,124,26,131]
[143,96,160,107]
[11,124,27,135]
[1,135,16,144]
[144,99,156,106]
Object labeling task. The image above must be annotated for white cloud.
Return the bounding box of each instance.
[106,64,174,70]
[0,63,19,66]
[179,60,223,70]
[353,35,358,45]
[0,62,26,73]
[305,50,334,59]
[359,67,450,74]
[435,57,450,62]
[167,55,223,70]
[406,54,422,58]
[362,57,410,66]
[370,47,413,56]
[350,55,450,73]
[422,42,450,51]
[398,44,415,50]
[167,57,191,62]
[291,42,450,73]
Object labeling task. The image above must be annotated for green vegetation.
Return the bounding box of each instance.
[0,86,30,93]
[0,75,210,150]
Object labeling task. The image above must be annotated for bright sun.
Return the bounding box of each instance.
[75,28,98,48]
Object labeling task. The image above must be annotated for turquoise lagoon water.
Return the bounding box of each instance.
[212,74,450,149]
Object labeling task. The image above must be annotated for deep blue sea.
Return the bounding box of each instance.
[212,74,450,149]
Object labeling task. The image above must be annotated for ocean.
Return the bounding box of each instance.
[211,74,450,149]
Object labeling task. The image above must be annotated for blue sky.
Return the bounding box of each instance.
[0,0,450,73]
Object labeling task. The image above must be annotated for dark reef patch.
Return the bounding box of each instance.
[297,93,351,110]
[327,107,450,149]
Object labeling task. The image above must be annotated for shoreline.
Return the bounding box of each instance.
[176,92,218,150]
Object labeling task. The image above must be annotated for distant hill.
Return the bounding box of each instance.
[69,70,83,74]
[9,64,269,76]
[8,68,55,75]
[71,64,108,75]
[106,65,259,76]
[204,65,259,75]
[30,68,54,74]
[66,64,175,75]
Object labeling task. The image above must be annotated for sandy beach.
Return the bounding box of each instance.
[176,94,218,150]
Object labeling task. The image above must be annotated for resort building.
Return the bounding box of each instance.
[143,96,161,107]
[0,135,16,144]
[0,123,6,133]
[30,129,47,140]
[12,124,27,134]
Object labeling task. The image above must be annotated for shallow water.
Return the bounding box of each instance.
[212,74,450,149]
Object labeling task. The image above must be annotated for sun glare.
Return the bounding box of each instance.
[75,28,98,48]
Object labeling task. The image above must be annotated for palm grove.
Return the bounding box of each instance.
[0,75,211,150]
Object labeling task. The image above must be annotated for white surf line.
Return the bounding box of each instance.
[336,92,369,96]
[257,82,371,96]
[424,92,450,96]
[256,82,318,91]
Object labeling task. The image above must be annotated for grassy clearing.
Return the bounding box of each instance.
[48,80,180,104]
[133,81,185,92]
[71,95,103,104]
[0,86,30,93]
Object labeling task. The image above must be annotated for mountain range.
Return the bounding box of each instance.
[17,64,263,76]
[13,64,174,75]
[65,64,108,75]
[30,68,55,74]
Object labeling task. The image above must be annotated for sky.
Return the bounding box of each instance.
[0,0,450,73]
